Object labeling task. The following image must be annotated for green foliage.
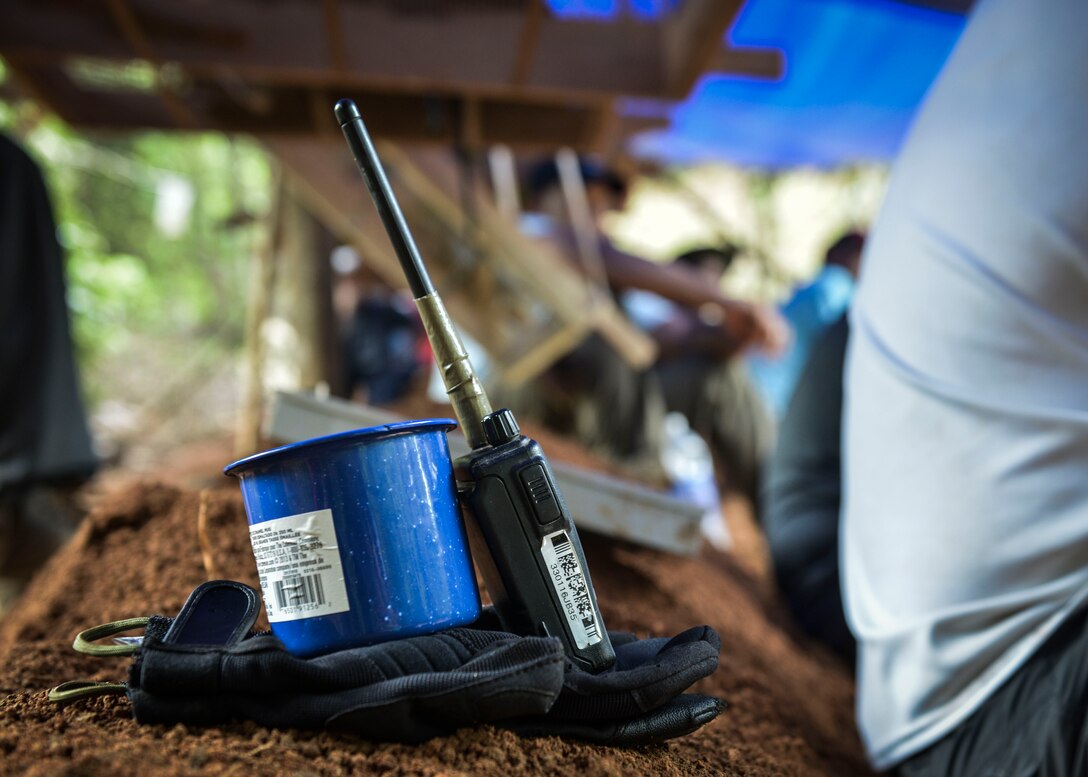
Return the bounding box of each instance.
[0,99,272,404]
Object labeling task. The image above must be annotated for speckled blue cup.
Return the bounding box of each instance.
[224,419,480,657]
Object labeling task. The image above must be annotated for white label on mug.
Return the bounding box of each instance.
[540,530,602,649]
[249,509,351,623]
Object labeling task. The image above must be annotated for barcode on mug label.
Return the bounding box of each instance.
[541,530,602,648]
[249,509,351,623]
[273,573,326,611]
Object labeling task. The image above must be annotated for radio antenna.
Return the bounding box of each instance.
[335,99,493,448]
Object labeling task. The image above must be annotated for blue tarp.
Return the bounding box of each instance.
[549,0,967,168]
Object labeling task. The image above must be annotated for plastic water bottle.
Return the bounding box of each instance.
[660,412,731,551]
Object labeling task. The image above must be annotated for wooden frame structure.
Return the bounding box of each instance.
[0,0,784,150]
[268,136,657,385]
[0,0,971,449]
[0,0,792,434]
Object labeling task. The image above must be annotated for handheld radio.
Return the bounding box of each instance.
[334,99,615,672]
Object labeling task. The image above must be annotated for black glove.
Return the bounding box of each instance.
[503,627,724,745]
[63,581,725,745]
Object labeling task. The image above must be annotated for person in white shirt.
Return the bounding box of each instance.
[843,0,1088,773]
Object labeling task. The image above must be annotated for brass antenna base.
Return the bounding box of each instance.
[415,293,493,450]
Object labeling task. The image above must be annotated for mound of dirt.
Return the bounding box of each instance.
[0,479,870,776]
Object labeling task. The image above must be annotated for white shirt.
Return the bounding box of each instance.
[843,0,1088,769]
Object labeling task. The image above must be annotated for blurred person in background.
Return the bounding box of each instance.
[623,245,742,355]
[843,0,1088,774]
[624,244,774,508]
[759,314,854,664]
[747,230,863,419]
[330,245,427,407]
[500,160,784,505]
[0,133,98,604]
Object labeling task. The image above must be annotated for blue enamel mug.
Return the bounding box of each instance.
[224,418,480,657]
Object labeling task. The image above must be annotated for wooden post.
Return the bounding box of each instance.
[236,176,338,457]
[273,180,323,391]
[314,221,347,398]
[235,172,285,457]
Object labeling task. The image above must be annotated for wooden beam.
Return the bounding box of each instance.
[103,0,198,128]
[265,139,503,364]
[103,0,157,62]
[72,0,248,51]
[709,46,786,81]
[0,4,672,99]
[487,145,521,220]
[2,60,64,119]
[597,112,670,160]
[4,3,703,150]
[1,58,111,128]
[460,97,483,150]
[384,145,656,373]
[0,46,609,107]
[500,317,593,388]
[309,90,338,138]
[321,0,348,72]
[265,137,407,291]
[511,0,546,87]
[476,98,599,148]
[528,16,664,96]
[663,0,745,98]
[895,0,975,13]
[21,67,607,150]
[236,172,285,457]
[275,178,327,391]
[584,98,619,152]
[266,138,655,385]
[215,69,275,115]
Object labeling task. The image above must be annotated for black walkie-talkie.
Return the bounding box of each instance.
[335,99,615,672]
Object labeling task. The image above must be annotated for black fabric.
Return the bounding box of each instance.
[506,693,724,746]
[548,334,666,462]
[504,626,725,746]
[544,627,721,722]
[344,298,420,405]
[123,583,724,745]
[0,133,97,491]
[760,315,854,664]
[896,603,1088,777]
[130,628,565,742]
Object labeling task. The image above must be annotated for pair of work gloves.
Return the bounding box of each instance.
[51,580,724,745]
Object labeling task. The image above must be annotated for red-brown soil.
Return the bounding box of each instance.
[0,454,870,775]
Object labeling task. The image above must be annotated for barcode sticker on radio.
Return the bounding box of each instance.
[541,530,602,648]
[249,509,351,623]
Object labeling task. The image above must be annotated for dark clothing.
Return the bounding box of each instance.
[760,315,853,664]
[897,602,1088,777]
[344,297,421,405]
[79,580,724,746]
[0,134,96,490]
[549,335,667,464]
[495,335,772,502]
[131,615,723,746]
[0,133,97,590]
